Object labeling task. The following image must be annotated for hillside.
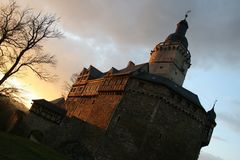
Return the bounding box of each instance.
[0,132,68,160]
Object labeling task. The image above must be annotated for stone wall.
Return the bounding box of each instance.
[149,43,191,86]
[43,117,105,160]
[25,112,59,138]
[95,78,207,160]
[25,113,105,160]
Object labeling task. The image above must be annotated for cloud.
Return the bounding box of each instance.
[199,152,224,160]
[32,0,240,69]
[5,0,239,99]
[218,113,240,133]
[5,0,238,75]
[218,100,240,133]
[212,136,227,142]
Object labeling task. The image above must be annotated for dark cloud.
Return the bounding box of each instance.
[9,0,239,73]
[199,152,224,160]
[39,0,240,69]
[5,0,239,89]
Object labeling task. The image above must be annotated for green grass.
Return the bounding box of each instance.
[0,132,68,160]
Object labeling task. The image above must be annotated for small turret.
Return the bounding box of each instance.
[202,103,217,147]
[207,107,216,122]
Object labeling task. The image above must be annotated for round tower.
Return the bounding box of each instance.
[149,19,191,86]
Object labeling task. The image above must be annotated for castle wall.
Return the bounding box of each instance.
[87,94,122,128]
[25,112,59,138]
[95,78,207,160]
[43,118,105,159]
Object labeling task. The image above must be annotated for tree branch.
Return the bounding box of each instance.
[0,0,62,86]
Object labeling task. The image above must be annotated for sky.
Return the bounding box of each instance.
[1,0,240,160]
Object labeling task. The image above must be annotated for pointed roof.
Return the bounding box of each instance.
[116,63,148,75]
[108,67,119,74]
[87,65,104,79]
[80,67,88,75]
[127,61,135,68]
[164,19,189,49]
[50,97,65,107]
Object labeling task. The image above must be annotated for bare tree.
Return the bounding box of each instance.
[0,1,62,86]
[62,73,79,99]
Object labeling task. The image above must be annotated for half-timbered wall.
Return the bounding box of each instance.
[65,75,129,129]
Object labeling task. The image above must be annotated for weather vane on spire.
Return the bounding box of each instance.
[185,10,191,20]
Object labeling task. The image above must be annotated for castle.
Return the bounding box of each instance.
[25,17,216,160]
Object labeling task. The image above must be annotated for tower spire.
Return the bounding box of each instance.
[163,12,191,49]
[212,99,217,108]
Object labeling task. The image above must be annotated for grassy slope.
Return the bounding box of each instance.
[0,132,68,160]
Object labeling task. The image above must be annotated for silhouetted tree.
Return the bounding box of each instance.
[0,1,62,87]
[0,84,22,100]
[62,73,78,99]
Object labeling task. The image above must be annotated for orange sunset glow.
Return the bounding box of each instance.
[0,72,60,108]
[0,0,240,160]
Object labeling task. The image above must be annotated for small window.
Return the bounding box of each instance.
[78,86,83,92]
[160,66,163,69]
[71,88,76,92]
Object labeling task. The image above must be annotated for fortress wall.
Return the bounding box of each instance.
[95,78,206,160]
[42,117,105,159]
